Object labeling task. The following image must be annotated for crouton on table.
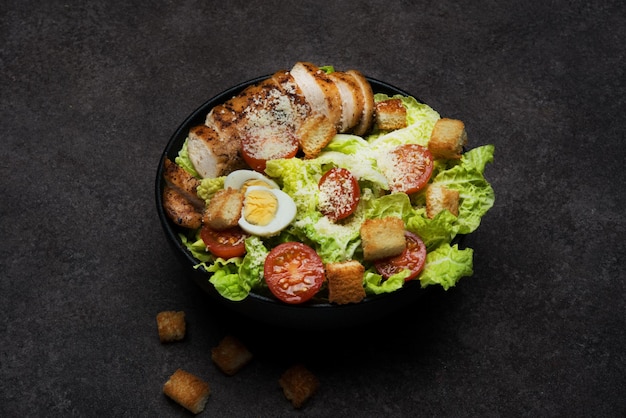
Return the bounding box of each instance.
[211,335,253,376]
[279,364,320,409]
[156,311,186,343]
[163,369,210,414]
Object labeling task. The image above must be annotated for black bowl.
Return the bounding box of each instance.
[156,75,437,329]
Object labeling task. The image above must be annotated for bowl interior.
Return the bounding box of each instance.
[155,76,435,329]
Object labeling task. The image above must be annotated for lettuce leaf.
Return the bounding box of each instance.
[430,145,495,235]
[363,268,411,295]
[204,257,247,301]
[237,236,269,290]
[418,243,474,290]
[197,176,225,203]
[175,138,200,177]
[175,92,494,302]
[367,94,440,150]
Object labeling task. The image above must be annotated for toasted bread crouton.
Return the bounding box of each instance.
[297,113,337,159]
[426,184,460,219]
[156,311,186,343]
[163,369,210,414]
[326,260,366,304]
[203,188,243,231]
[279,364,320,409]
[428,118,467,160]
[211,335,253,376]
[360,217,406,261]
[374,98,407,131]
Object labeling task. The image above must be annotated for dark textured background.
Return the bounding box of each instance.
[2,1,624,416]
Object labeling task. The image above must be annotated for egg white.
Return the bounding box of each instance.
[224,169,279,191]
[238,186,297,237]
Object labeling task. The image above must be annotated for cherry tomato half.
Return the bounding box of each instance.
[263,242,325,304]
[374,231,427,281]
[385,144,434,194]
[318,167,361,221]
[241,132,299,172]
[200,225,248,259]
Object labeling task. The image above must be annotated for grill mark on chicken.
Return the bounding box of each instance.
[163,157,204,208]
[162,186,203,229]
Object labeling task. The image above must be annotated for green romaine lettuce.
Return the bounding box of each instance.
[418,243,474,290]
[174,138,200,177]
[174,92,494,302]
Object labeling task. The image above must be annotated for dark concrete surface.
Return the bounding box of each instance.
[2,1,625,416]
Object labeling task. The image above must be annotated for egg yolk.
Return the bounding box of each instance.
[241,179,273,194]
[243,189,278,226]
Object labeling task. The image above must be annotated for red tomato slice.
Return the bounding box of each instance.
[200,225,248,259]
[385,144,434,194]
[318,167,361,221]
[241,132,299,172]
[374,231,427,281]
[263,242,325,304]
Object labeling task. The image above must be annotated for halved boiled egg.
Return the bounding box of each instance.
[238,186,297,237]
[224,170,279,194]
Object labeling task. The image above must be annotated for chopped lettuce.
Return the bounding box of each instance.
[174,139,199,177]
[418,244,474,290]
[175,92,495,303]
[197,176,225,204]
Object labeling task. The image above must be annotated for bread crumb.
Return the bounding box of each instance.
[156,311,186,343]
[163,369,210,414]
[211,335,253,376]
[279,364,319,408]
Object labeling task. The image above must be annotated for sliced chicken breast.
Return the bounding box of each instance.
[271,70,311,125]
[162,185,203,229]
[328,71,363,133]
[187,124,244,178]
[346,70,375,136]
[163,157,204,207]
[289,62,342,129]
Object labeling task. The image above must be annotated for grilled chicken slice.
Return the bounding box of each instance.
[193,63,377,173]
[163,157,204,207]
[271,70,311,125]
[162,186,203,229]
[346,70,375,136]
[187,124,245,178]
[162,157,204,229]
[289,62,342,130]
[328,71,363,133]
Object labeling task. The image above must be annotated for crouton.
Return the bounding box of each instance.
[297,113,337,159]
[426,184,460,219]
[156,311,186,343]
[279,364,320,409]
[203,187,244,231]
[211,335,253,376]
[360,217,406,261]
[326,260,366,304]
[163,369,210,414]
[428,118,467,160]
[374,98,407,131]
